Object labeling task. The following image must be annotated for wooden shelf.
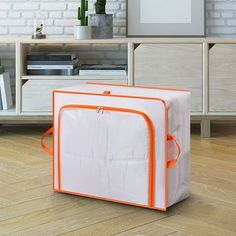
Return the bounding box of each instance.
[0,37,17,44]
[1,36,236,45]
[0,107,16,116]
[21,75,128,81]
[20,111,52,116]
[19,37,129,45]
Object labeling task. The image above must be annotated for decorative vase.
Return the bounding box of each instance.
[74,25,92,40]
[89,14,113,39]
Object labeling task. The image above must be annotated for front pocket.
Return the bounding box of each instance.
[57,105,155,207]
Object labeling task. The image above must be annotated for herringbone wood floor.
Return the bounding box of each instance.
[0,124,235,236]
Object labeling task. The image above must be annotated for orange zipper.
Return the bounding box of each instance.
[57,104,155,208]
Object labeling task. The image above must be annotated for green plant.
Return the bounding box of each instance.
[78,0,88,26]
[95,0,107,14]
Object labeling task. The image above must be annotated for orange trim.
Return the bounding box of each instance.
[40,127,53,156]
[58,104,155,208]
[87,82,190,92]
[55,189,167,212]
[52,92,55,190]
[103,90,111,95]
[54,90,167,105]
[53,89,169,210]
[167,135,181,168]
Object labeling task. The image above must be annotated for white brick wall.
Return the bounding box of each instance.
[0,0,126,37]
[206,0,236,36]
[0,0,235,37]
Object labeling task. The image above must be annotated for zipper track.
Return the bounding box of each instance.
[58,104,155,208]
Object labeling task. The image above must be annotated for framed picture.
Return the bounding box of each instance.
[127,0,205,37]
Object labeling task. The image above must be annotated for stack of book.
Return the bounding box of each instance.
[27,53,79,76]
[0,66,13,110]
[79,64,127,76]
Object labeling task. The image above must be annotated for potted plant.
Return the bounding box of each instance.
[74,0,92,40]
[89,0,113,39]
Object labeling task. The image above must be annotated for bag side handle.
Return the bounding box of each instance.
[167,135,181,168]
[40,127,53,156]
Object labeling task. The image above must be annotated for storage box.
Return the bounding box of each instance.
[41,83,191,211]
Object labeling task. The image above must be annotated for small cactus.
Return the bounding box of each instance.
[78,0,88,26]
[95,0,107,14]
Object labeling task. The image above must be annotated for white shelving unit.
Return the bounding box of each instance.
[0,37,236,137]
[0,37,130,122]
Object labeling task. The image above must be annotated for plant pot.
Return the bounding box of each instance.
[89,14,113,39]
[74,25,92,40]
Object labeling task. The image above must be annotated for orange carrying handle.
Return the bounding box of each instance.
[167,135,181,168]
[40,128,181,168]
[40,127,53,156]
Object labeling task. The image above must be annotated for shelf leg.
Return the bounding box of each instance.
[128,42,134,86]
[201,119,211,138]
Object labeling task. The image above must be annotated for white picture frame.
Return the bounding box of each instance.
[127,0,205,37]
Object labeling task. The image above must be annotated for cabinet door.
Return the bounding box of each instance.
[22,79,127,112]
[209,44,236,113]
[134,44,203,112]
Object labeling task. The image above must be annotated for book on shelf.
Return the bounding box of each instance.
[26,53,79,76]
[0,90,2,110]
[27,68,80,76]
[0,66,3,109]
[0,72,13,110]
[27,53,77,61]
[80,64,127,70]
[27,64,77,70]
[27,59,79,66]
[79,64,127,76]
[79,70,127,76]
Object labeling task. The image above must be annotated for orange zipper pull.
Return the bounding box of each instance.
[103,91,111,95]
[96,106,104,114]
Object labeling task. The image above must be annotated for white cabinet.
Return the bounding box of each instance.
[134,44,203,112]
[22,80,80,112]
[22,79,127,112]
[209,44,236,113]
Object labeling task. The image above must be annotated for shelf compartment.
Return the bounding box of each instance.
[22,79,127,113]
[209,44,236,112]
[134,43,203,113]
[21,43,128,77]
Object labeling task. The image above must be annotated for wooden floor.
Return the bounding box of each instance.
[0,124,235,236]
